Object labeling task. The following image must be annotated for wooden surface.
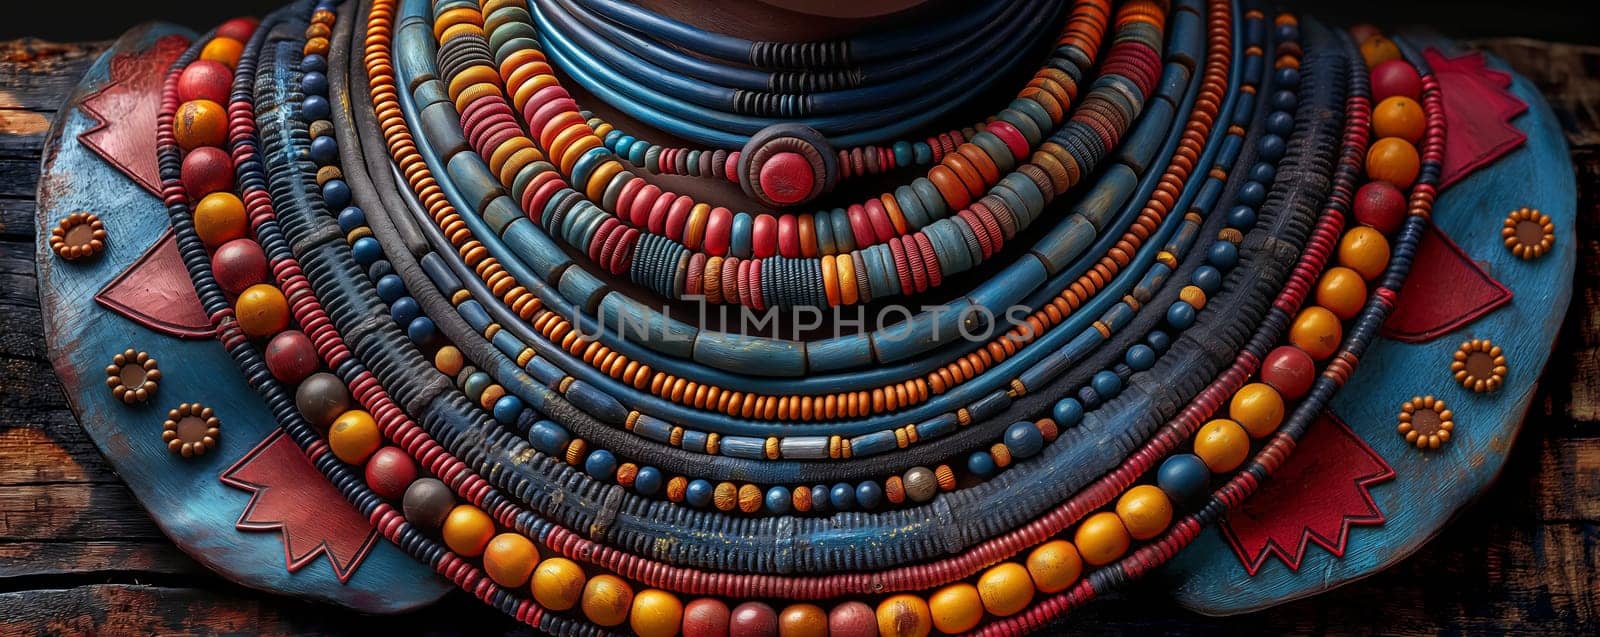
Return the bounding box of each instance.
[1,35,1598,635]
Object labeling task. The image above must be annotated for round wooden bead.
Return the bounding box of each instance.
[977,562,1034,617]
[532,557,587,611]
[401,477,453,531]
[1366,137,1420,187]
[902,467,937,503]
[441,504,495,557]
[1115,484,1173,540]
[295,372,350,428]
[364,446,416,500]
[827,601,877,637]
[683,598,732,637]
[1353,181,1406,235]
[177,60,232,104]
[329,409,381,464]
[630,589,684,637]
[1370,59,1422,101]
[1073,511,1131,566]
[194,192,248,247]
[174,99,227,150]
[211,239,268,296]
[1373,97,1425,143]
[1339,225,1392,281]
[874,594,932,637]
[215,17,259,41]
[180,145,233,197]
[1359,35,1403,68]
[264,330,319,384]
[1316,266,1368,321]
[483,532,538,588]
[583,574,635,627]
[730,601,778,637]
[1026,540,1083,593]
[1194,419,1250,473]
[928,583,982,634]
[777,604,827,637]
[1230,383,1287,438]
[235,284,289,338]
[1290,306,1343,361]
[200,37,245,68]
[1261,345,1316,399]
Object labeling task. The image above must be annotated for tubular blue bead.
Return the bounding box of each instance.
[528,420,570,456]
[685,479,714,507]
[968,451,997,478]
[1004,421,1044,459]
[829,483,855,511]
[584,449,618,480]
[1166,301,1196,329]
[765,486,792,514]
[634,466,663,495]
[1158,453,1210,508]
[1053,397,1084,427]
[492,394,524,425]
[1125,344,1157,371]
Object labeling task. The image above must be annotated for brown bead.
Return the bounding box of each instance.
[50,212,107,261]
[162,402,220,458]
[105,348,160,405]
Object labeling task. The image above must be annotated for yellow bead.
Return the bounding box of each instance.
[875,594,932,637]
[928,583,983,634]
[435,345,464,376]
[194,192,248,247]
[1115,485,1174,541]
[1025,540,1083,593]
[582,574,635,627]
[1360,34,1403,68]
[1366,137,1420,188]
[1373,96,1426,143]
[1230,383,1286,438]
[629,589,683,637]
[1315,266,1368,321]
[200,37,244,68]
[1290,306,1343,361]
[235,284,290,338]
[482,532,538,588]
[977,562,1035,617]
[328,409,381,464]
[441,504,495,557]
[531,557,586,611]
[1194,419,1250,473]
[1339,226,1391,281]
[1073,511,1131,566]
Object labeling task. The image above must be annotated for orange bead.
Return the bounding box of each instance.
[977,562,1035,617]
[1373,97,1425,143]
[1194,418,1250,473]
[194,192,248,247]
[200,37,245,68]
[1230,383,1286,438]
[531,557,586,611]
[435,345,464,375]
[1026,540,1083,593]
[1315,266,1368,320]
[1115,485,1173,540]
[1074,511,1131,566]
[235,284,289,338]
[482,532,538,588]
[1339,226,1391,281]
[777,603,828,637]
[174,99,228,150]
[1366,137,1419,188]
[328,409,381,464]
[928,583,983,634]
[441,504,495,557]
[1360,35,1402,68]
[875,594,932,637]
[630,589,684,637]
[582,574,635,627]
[1290,306,1343,361]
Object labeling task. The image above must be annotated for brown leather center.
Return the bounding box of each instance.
[1516,219,1546,246]
[1466,351,1496,380]
[176,416,208,442]
[1412,408,1444,436]
[64,223,95,246]
[118,363,146,388]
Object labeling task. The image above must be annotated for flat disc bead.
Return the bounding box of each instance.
[1353,181,1406,234]
[234,283,289,338]
[401,477,453,531]
[1230,382,1287,438]
[177,60,233,104]
[211,239,268,296]
[583,574,635,627]
[1073,511,1131,566]
[482,532,538,588]
[1261,345,1316,399]
[441,504,495,557]
[758,151,816,206]
[1370,59,1422,101]
[928,583,982,634]
[683,598,732,637]
[1366,137,1420,187]
[181,146,233,197]
[329,409,381,464]
[730,601,778,637]
[1026,540,1083,593]
[1195,418,1251,473]
[364,446,417,500]
[629,589,684,637]
[533,557,587,611]
[174,99,227,150]
[874,594,932,637]
[977,562,1035,617]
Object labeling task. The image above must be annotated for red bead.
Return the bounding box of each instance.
[704,207,733,257]
[1261,345,1316,399]
[1370,59,1422,102]
[751,214,778,259]
[647,192,675,235]
[1353,181,1406,234]
[777,214,800,258]
[211,238,268,296]
[729,602,778,637]
[365,446,418,501]
[683,598,732,637]
[181,146,234,199]
[216,17,260,42]
[827,601,877,637]
[845,204,874,249]
[177,61,233,104]
[864,198,896,243]
[758,151,814,205]
[264,330,319,384]
[665,196,694,242]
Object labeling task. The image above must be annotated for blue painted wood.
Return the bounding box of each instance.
[34,23,449,614]
[1165,38,1577,615]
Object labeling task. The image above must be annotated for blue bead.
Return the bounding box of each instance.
[1237,181,1266,207]
[322,179,352,210]
[1257,134,1286,161]
[1266,111,1294,137]
[390,296,421,326]
[1125,344,1157,371]
[1191,265,1223,293]
[584,449,618,480]
[685,480,713,507]
[855,481,884,509]
[1274,23,1299,42]
[967,451,997,478]
[366,259,392,280]
[337,206,366,232]
[376,274,407,303]
[1091,370,1123,397]
[912,142,932,165]
[528,420,570,456]
[811,486,830,513]
[1147,330,1171,354]
[1158,453,1210,507]
[1004,422,1045,459]
[829,483,855,511]
[301,54,327,74]
[308,135,338,164]
[1208,241,1239,269]
[1249,162,1276,185]
[303,71,328,97]
[1271,90,1297,112]
[351,236,382,265]
[302,95,331,122]
[406,316,436,344]
[765,486,791,514]
[1166,301,1196,329]
[1226,205,1257,229]
[634,467,663,495]
[1274,67,1300,89]
[492,394,523,425]
[1053,397,1084,427]
[892,141,913,167]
